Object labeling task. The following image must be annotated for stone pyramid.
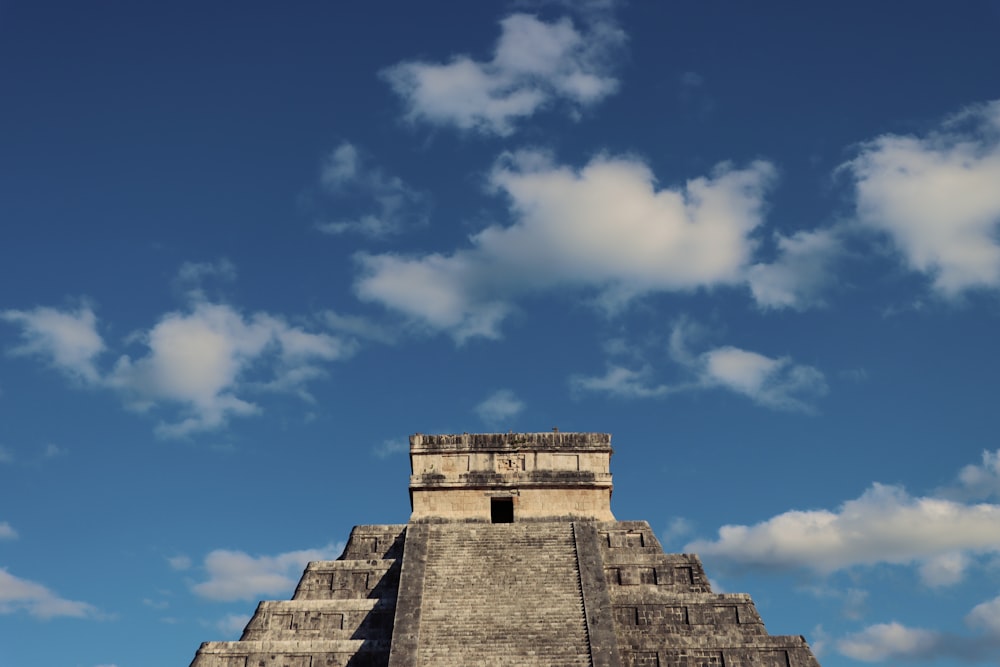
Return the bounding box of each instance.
[189,432,821,667]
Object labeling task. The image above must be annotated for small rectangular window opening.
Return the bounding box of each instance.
[491,497,514,523]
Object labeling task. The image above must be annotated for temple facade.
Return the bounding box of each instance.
[189,432,821,667]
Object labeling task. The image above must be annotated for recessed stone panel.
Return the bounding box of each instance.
[625,651,660,667]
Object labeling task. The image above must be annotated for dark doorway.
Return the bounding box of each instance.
[491,497,514,523]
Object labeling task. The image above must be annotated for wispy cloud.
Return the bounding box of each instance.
[216,613,251,636]
[0,304,104,383]
[474,389,525,425]
[191,544,342,602]
[659,517,694,547]
[799,585,868,621]
[940,449,1000,501]
[748,228,843,310]
[42,443,66,460]
[175,258,237,287]
[372,438,409,459]
[313,142,429,238]
[570,364,675,399]
[321,310,397,345]
[167,555,192,571]
[0,521,17,540]
[356,151,776,340]
[572,319,827,413]
[842,99,1000,296]
[382,11,625,135]
[0,568,101,619]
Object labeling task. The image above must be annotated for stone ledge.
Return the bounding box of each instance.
[195,639,391,653]
[252,599,393,612]
[410,432,612,452]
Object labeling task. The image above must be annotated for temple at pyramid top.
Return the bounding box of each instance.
[409,431,615,522]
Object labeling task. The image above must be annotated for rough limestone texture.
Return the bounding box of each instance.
[189,433,821,667]
[409,432,614,522]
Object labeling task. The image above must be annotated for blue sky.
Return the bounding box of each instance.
[2,2,1000,665]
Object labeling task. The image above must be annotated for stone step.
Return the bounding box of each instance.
[413,522,592,667]
[190,639,390,667]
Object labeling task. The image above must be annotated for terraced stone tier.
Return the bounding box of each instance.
[595,521,821,667]
[240,599,395,641]
[191,639,390,667]
[189,526,404,667]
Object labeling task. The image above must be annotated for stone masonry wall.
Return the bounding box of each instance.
[410,486,614,522]
[596,521,822,667]
[408,432,614,522]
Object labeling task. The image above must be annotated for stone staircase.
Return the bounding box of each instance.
[412,522,593,667]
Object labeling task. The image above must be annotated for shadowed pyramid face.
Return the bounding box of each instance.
[188,433,822,667]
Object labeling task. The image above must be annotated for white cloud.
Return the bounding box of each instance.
[837,622,940,662]
[832,593,1000,663]
[0,521,17,540]
[382,12,624,135]
[966,594,1000,636]
[660,517,694,547]
[686,481,1000,584]
[42,443,66,459]
[191,544,342,602]
[680,71,704,88]
[1,305,104,383]
[107,302,352,437]
[700,346,827,412]
[800,585,868,621]
[0,445,12,463]
[475,389,525,425]
[950,449,1000,500]
[572,320,826,412]
[570,364,674,398]
[322,310,396,345]
[175,259,237,286]
[2,266,370,437]
[810,624,830,658]
[918,552,970,587]
[372,438,409,459]
[747,228,842,310]
[356,152,776,340]
[843,99,1000,296]
[167,555,192,571]
[314,142,428,237]
[836,609,1000,663]
[217,613,251,636]
[0,568,100,619]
